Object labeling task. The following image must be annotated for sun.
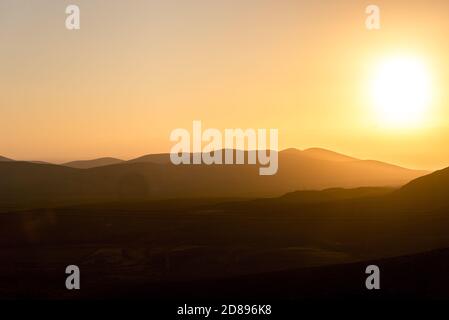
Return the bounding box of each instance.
[369,55,433,128]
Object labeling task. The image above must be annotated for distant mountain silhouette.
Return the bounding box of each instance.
[126,148,427,189]
[62,157,125,169]
[0,148,428,208]
[0,156,51,164]
[300,148,357,162]
[128,153,171,164]
[0,155,13,162]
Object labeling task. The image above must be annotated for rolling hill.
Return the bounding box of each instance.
[299,147,358,162]
[0,155,13,162]
[393,166,449,208]
[0,148,428,209]
[62,157,125,169]
[0,154,447,300]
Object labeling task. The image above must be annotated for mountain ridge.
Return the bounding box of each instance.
[62,157,125,169]
[0,155,13,162]
[0,148,430,210]
[393,166,449,208]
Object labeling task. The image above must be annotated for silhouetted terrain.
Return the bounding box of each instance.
[118,247,449,300]
[0,164,448,299]
[394,166,449,209]
[62,157,125,169]
[280,186,393,203]
[127,153,173,164]
[0,148,427,210]
[0,155,13,162]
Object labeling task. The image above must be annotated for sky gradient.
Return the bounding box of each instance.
[1,0,449,170]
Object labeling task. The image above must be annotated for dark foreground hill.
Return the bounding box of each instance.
[393,166,449,209]
[125,247,449,300]
[0,162,448,299]
[2,195,449,300]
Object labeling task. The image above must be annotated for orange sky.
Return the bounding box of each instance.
[0,0,448,170]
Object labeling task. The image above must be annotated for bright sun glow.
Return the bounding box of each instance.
[370,55,433,128]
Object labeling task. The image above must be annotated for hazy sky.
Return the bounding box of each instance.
[1,0,448,170]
